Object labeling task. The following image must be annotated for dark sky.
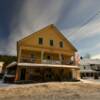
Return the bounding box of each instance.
[0,0,100,58]
[0,0,24,39]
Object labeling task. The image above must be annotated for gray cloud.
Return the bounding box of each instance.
[7,0,65,55]
[1,0,100,58]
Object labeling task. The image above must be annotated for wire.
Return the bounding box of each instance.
[67,10,100,39]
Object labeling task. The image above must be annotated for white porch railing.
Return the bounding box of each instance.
[20,57,61,64]
[42,60,61,64]
[20,57,73,65]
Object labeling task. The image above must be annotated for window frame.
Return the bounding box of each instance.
[50,39,54,46]
[59,41,63,48]
[38,37,43,45]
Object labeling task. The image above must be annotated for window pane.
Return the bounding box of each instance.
[59,41,63,48]
[39,38,43,45]
[50,40,53,46]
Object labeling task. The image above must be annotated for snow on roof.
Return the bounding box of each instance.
[6,62,17,68]
[80,59,100,65]
[18,63,79,69]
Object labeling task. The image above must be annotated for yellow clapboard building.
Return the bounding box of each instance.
[5,24,80,83]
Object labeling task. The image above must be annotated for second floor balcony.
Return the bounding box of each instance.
[20,57,74,65]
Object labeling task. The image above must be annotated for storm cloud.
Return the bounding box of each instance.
[0,0,100,58]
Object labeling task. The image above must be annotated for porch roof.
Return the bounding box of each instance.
[6,62,17,68]
[18,63,79,69]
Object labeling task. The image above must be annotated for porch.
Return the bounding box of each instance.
[19,48,75,65]
[15,63,80,82]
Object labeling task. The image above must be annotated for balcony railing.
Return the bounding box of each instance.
[20,57,41,63]
[42,60,61,64]
[20,57,74,65]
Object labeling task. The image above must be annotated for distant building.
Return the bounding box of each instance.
[80,59,100,79]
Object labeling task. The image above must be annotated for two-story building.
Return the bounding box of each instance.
[80,59,100,79]
[4,24,80,83]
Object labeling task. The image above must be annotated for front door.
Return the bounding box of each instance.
[20,68,26,80]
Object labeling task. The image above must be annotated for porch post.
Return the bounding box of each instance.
[72,69,80,81]
[73,53,76,65]
[41,51,44,63]
[15,67,20,81]
[76,69,80,80]
[59,54,62,64]
[18,47,21,63]
[74,52,80,65]
[72,69,76,80]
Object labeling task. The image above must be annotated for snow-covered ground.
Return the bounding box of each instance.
[81,78,100,84]
[0,78,100,89]
[0,80,15,88]
[0,81,100,100]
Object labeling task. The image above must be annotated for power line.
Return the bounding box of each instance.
[67,10,100,40]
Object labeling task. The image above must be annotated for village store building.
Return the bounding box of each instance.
[4,25,80,83]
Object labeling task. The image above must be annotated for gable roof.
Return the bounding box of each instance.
[51,25,77,51]
[18,24,77,51]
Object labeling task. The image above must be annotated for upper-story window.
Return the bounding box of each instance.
[50,40,54,46]
[59,41,63,48]
[38,37,43,45]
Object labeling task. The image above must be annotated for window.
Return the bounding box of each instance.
[59,41,63,48]
[84,66,86,69]
[47,56,51,60]
[50,40,53,46]
[38,37,43,45]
